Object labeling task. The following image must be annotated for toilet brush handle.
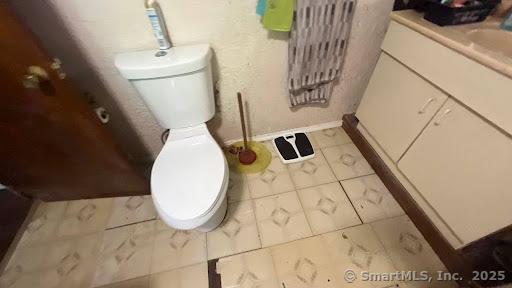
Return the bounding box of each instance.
[237,92,249,150]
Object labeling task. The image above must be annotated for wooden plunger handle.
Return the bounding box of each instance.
[237,92,248,150]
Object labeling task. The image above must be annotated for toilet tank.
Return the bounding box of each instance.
[115,44,215,129]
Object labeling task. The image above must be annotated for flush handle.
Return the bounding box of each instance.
[22,66,50,89]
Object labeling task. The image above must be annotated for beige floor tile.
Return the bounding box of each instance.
[96,276,150,288]
[2,243,50,275]
[297,182,361,235]
[322,225,399,288]
[253,191,312,247]
[311,127,352,148]
[399,278,459,288]
[58,198,114,237]
[93,221,156,287]
[150,263,208,288]
[371,216,446,273]
[17,201,68,247]
[270,236,344,288]
[216,248,280,288]
[151,220,207,274]
[342,174,405,223]
[288,152,337,190]
[322,143,374,180]
[305,132,320,149]
[0,265,41,288]
[45,233,104,288]
[247,155,294,199]
[207,200,261,259]
[2,233,103,288]
[262,140,280,157]
[227,170,251,203]
[107,196,157,229]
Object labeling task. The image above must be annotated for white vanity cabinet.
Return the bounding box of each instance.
[356,17,512,248]
[356,53,447,162]
[398,99,512,245]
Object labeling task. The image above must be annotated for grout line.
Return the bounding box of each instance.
[205,227,210,261]
[146,221,158,278]
[319,144,342,183]
[367,222,402,272]
[293,189,314,236]
[337,181,364,225]
[316,147,339,184]
[249,198,264,252]
[208,245,265,262]
[105,218,157,230]
[338,172,375,182]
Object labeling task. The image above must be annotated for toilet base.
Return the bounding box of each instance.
[196,198,227,232]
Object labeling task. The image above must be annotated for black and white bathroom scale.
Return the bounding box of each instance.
[272,133,315,164]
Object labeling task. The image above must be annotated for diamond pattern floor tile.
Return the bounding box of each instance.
[322,143,374,181]
[1,127,442,288]
[342,174,405,223]
[253,191,312,247]
[207,200,261,259]
[297,182,361,235]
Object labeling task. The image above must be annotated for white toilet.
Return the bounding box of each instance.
[115,44,229,232]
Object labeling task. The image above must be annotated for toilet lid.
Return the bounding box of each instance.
[151,134,226,221]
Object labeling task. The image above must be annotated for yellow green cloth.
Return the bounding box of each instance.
[262,0,294,32]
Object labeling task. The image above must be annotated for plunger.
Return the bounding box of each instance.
[237,92,257,165]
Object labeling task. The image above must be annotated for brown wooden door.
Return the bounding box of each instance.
[0,3,149,201]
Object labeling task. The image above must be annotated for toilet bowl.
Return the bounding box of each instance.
[115,44,228,231]
[151,124,228,232]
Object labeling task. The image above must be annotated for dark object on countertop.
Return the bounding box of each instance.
[424,0,501,26]
[393,0,430,11]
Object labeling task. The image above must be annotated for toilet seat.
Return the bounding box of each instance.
[151,125,226,221]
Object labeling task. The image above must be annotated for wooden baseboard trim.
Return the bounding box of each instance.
[342,114,474,285]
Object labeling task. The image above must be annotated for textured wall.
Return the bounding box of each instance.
[42,0,393,158]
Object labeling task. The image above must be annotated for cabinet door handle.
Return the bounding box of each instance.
[434,109,452,126]
[418,97,436,114]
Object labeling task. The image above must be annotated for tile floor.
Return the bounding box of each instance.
[0,127,456,288]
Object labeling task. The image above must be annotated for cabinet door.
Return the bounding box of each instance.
[399,99,512,245]
[356,53,447,162]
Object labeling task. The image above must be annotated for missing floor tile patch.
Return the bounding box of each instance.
[208,258,222,288]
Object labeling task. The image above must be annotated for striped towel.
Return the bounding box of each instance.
[288,0,356,107]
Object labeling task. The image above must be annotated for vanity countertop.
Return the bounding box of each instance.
[391,10,512,79]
